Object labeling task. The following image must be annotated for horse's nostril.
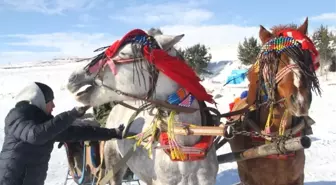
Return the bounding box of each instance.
[69,74,78,82]
[290,95,296,103]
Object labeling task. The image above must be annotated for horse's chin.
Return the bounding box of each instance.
[289,107,309,117]
[285,98,309,117]
[74,95,91,106]
[73,85,95,106]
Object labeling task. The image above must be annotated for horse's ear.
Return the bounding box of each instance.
[297,17,308,35]
[259,25,273,44]
[154,34,185,50]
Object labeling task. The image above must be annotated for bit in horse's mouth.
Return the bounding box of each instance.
[75,85,93,97]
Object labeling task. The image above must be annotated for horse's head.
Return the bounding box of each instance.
[249,18,321,117]
[66,29,185,107]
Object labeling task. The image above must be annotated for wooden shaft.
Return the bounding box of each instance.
[173,126,225,136]
[217,136,311,164]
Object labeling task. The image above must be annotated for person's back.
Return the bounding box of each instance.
[0,82,124,185]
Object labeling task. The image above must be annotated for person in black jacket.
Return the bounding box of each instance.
[0,82,124,185]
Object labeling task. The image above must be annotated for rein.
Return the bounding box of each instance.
[102,83,199,113]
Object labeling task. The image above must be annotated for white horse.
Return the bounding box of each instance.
[66,29,219,185]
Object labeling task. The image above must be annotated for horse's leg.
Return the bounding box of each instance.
[71,144,92,183]
[297,174,304,185]
[289,171,304,185]
[104,140,128,185]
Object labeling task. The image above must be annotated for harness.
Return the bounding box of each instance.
[78,29,224,185]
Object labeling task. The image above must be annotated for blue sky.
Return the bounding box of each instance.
[0,0,335,64]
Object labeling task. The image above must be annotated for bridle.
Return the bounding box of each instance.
[252,36,311,136]
[255,35,309,109]
[258,58,300,106]
[83,36,199,114]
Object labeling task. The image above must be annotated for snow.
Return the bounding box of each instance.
[0,60,336,185]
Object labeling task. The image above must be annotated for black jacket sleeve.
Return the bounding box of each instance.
[6,111,77,145]
[54,125,119,142]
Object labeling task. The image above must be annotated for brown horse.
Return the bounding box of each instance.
[227,18,321,185]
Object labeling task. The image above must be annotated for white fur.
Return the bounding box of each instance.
[67,33,218,185]
[290,59,301,90]
[289,58,307,116]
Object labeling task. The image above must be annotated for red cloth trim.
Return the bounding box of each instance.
[142,46,213,103]
[90,29,214,103]
[159,132,214,161]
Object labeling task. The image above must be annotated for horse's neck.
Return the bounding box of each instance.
[119,73,203,146]
[154,73,201,114]
[121,72,202,122]
[153,73,203,145]
[153,73,180,100]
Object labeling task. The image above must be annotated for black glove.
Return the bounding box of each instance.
[70,105,90,117]
[114,124,125,139]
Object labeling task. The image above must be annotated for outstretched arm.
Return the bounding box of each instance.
[55,125,123,142]
[7,111,78,145]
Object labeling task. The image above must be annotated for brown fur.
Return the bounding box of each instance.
[228,18,312,185]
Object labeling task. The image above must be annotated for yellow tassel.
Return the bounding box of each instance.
[278,109,288,136]
[264,104,274,144]
[124,110,187,161]
[265,104,273,129]
[167,111,185,161]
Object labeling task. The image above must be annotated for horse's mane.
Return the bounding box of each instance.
[147,28,163,36]
[270,24,298,35]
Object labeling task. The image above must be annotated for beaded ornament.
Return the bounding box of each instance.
[260,36,301,56]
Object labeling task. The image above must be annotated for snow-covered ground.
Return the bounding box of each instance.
[0,60,335,185]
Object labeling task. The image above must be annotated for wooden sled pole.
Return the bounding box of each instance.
[173,116,316,137]
[173,126,225,136]
[217,136,311,164]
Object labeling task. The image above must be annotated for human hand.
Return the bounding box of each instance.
[70,105,91,117]
[114,124,125,139]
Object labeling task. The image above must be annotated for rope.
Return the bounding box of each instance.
[167,111,185,160]
[125,109,208,161]
[278,109,289,136]
[125,114,159,159]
